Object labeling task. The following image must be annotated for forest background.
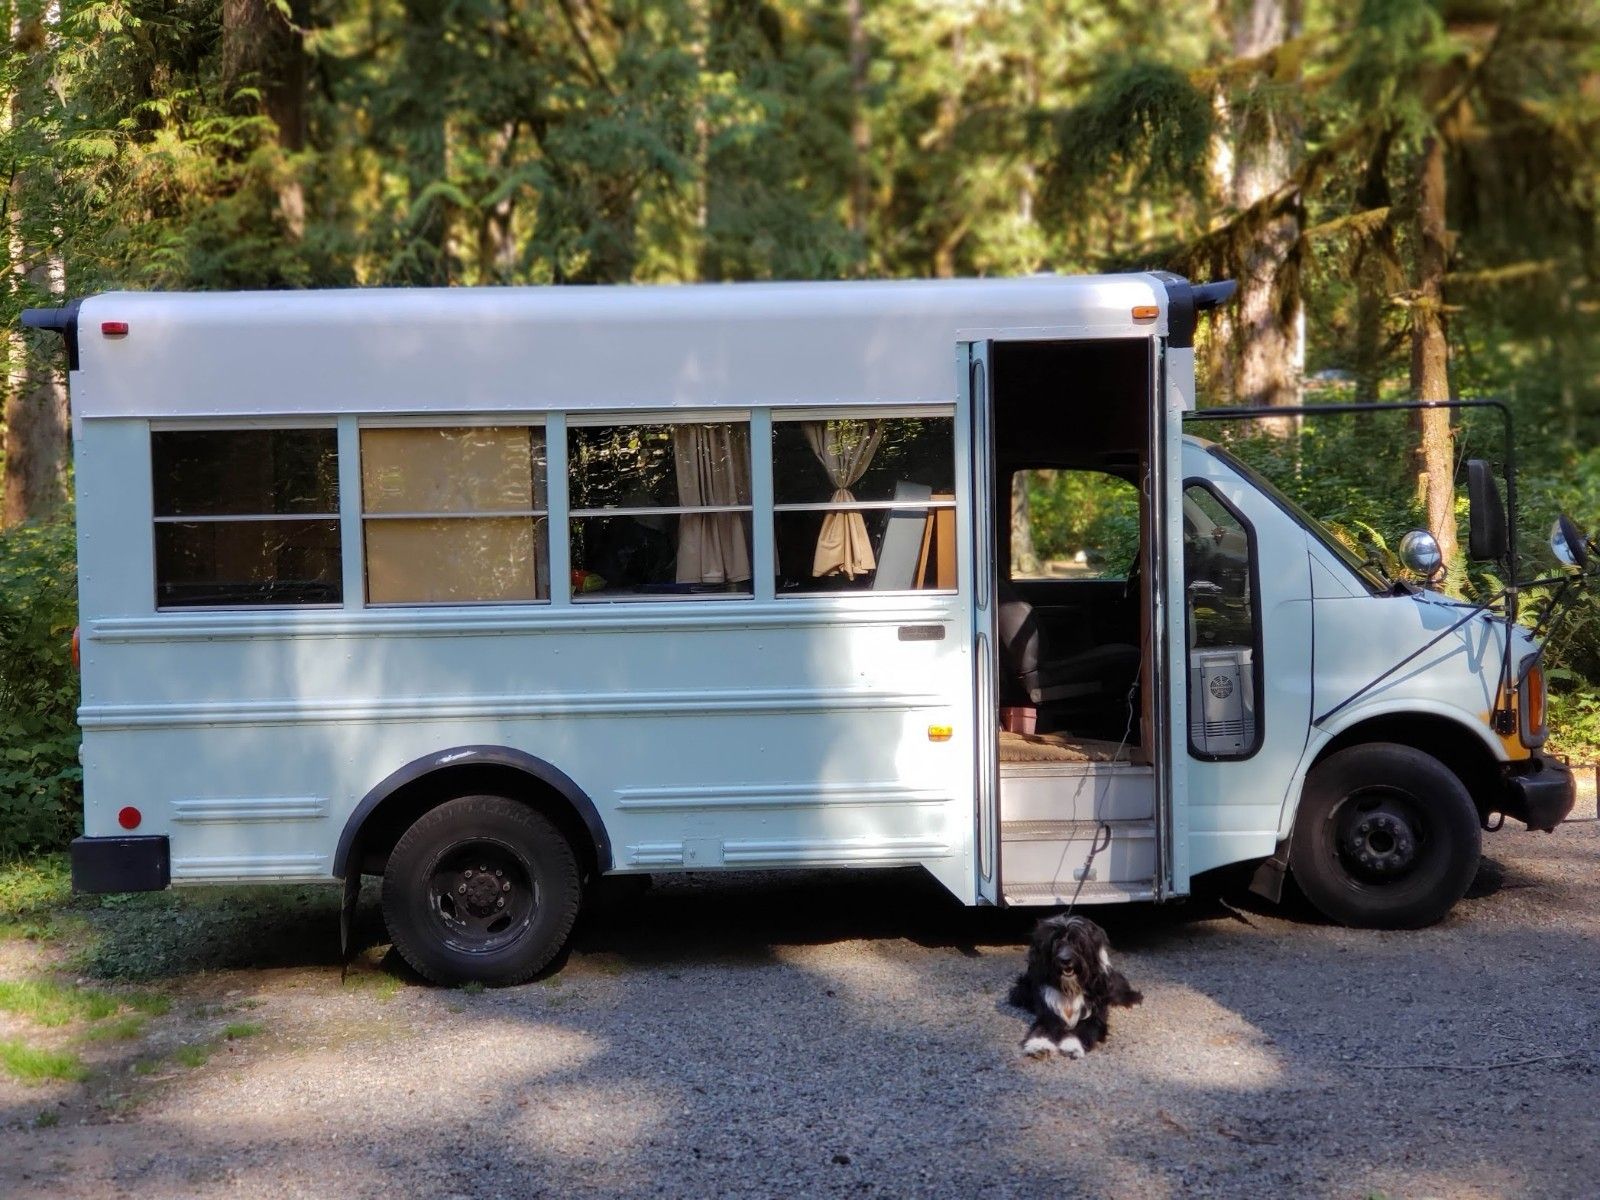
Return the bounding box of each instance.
[1,0,1597,855]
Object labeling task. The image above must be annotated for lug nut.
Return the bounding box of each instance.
[465,869,474,878]
[502,881,510,892]
[496,898,505,908]
[458,884,467,894]
[495,869,503,878]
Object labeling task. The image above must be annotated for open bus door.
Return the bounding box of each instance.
[963,339,1002,905]
[1152,335,1191,899]
[965,330,1190,907]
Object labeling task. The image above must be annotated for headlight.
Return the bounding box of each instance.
[1518,654,1547,749]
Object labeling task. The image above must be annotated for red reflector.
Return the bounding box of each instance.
[117,806,142,830]
[71,626,80,670]
[101,321,129,337]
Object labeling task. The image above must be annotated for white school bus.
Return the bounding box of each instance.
[23,273,1577,984]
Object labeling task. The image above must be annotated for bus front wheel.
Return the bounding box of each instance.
[381,795,581,985]
[1290,742,1481,930]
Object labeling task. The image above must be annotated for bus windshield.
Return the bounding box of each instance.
[1205,444,1389,594]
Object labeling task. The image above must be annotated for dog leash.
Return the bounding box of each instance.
[1059,647,1142,917]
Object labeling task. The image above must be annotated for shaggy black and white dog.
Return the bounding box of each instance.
[1008,914,1142,1059]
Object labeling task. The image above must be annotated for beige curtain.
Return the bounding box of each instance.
[673,424,752,584]
[805,419,882,578]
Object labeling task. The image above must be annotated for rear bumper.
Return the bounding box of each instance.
[1498,754,1577,833]
[70,835,171,894]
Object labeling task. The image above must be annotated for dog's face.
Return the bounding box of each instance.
[1028,914,1111,996]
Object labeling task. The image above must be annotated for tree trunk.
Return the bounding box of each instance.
[1409,133,1458,573]
[477,123,519,283]
[399,0,452,285]
[1213,0,1305,415]
[222,0,310,240]
[1011,473,1040,577]
[848,0,870,252]
[4,2,69,528]
[1352,130,1398,405]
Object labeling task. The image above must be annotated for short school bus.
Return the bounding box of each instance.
[24,273,1574,982]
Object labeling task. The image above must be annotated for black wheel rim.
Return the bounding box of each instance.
[425,838,537,955]
[1331,786,1429,885]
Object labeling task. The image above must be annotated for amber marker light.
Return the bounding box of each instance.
[928,725,953,742]
[1131,305,1159,320]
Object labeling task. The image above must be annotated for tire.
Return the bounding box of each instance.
[381,795,581,985]
[1289,742,1481,930]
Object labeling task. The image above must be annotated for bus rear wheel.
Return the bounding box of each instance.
[381,795,580,985]
[1290,742,1481,930]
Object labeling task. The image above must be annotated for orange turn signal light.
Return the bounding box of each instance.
[928,724,953,742]
[1131,305,1159,320]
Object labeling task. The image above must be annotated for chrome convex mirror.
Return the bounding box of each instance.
[1399,529,1445,580]
[1550,515,1590,570]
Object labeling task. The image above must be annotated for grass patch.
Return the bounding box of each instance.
[81,1014,147,1043]
[34,1109,59,1128]
[174,1043,211,1068]
[0,979,120,1027]
[0,855,71,921]
[127,991,171,1016]
[0,1038,88,1084]
[222,1021,262,1041]
[459,981,485,995]
[345,970,402,1002]
[0,977,170,1029]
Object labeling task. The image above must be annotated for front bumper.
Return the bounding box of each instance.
[1498,753,1577,832]
[70,835,170,894]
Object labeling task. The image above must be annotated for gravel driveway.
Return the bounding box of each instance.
[2,817,1597,1199]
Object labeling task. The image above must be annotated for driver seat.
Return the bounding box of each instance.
[997,589,1141,713]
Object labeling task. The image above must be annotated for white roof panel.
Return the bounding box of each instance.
[71,273,1168,420]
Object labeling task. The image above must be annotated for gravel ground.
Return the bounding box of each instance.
[2,817,1597,1199]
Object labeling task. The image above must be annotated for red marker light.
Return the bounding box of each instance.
[71,626,80,670]
[117,806,142,830]
[101,321,129,337]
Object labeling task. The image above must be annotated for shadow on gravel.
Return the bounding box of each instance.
[11,828,1598,1197]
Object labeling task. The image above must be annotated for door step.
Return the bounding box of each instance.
[1003,880,1156,907]
[1001,817,1155,842]
[1000,817,1157,905]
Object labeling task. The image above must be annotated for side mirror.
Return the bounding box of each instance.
[1399,529,1444,581]
[1466,459,1508,562]
[1551,514,1590,569]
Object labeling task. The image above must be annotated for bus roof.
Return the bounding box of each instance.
[61,273,1179,421]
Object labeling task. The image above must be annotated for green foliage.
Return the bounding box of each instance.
[0,852,72,923]
[1045,60,1213,214]
[0,522,82,857]
[1023,470,1141,576]
[0,0,1597,795]
[1548,687,1600,761]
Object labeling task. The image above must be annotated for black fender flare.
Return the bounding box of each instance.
[333,745,613,878]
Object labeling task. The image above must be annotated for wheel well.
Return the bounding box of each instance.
[1313,714,1503,819]
[344,762,603,882]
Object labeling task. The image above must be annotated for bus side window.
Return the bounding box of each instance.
[152,427,341,609]
[361,425,549,605]
[771,415,957,594]
[567,421,753,600]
